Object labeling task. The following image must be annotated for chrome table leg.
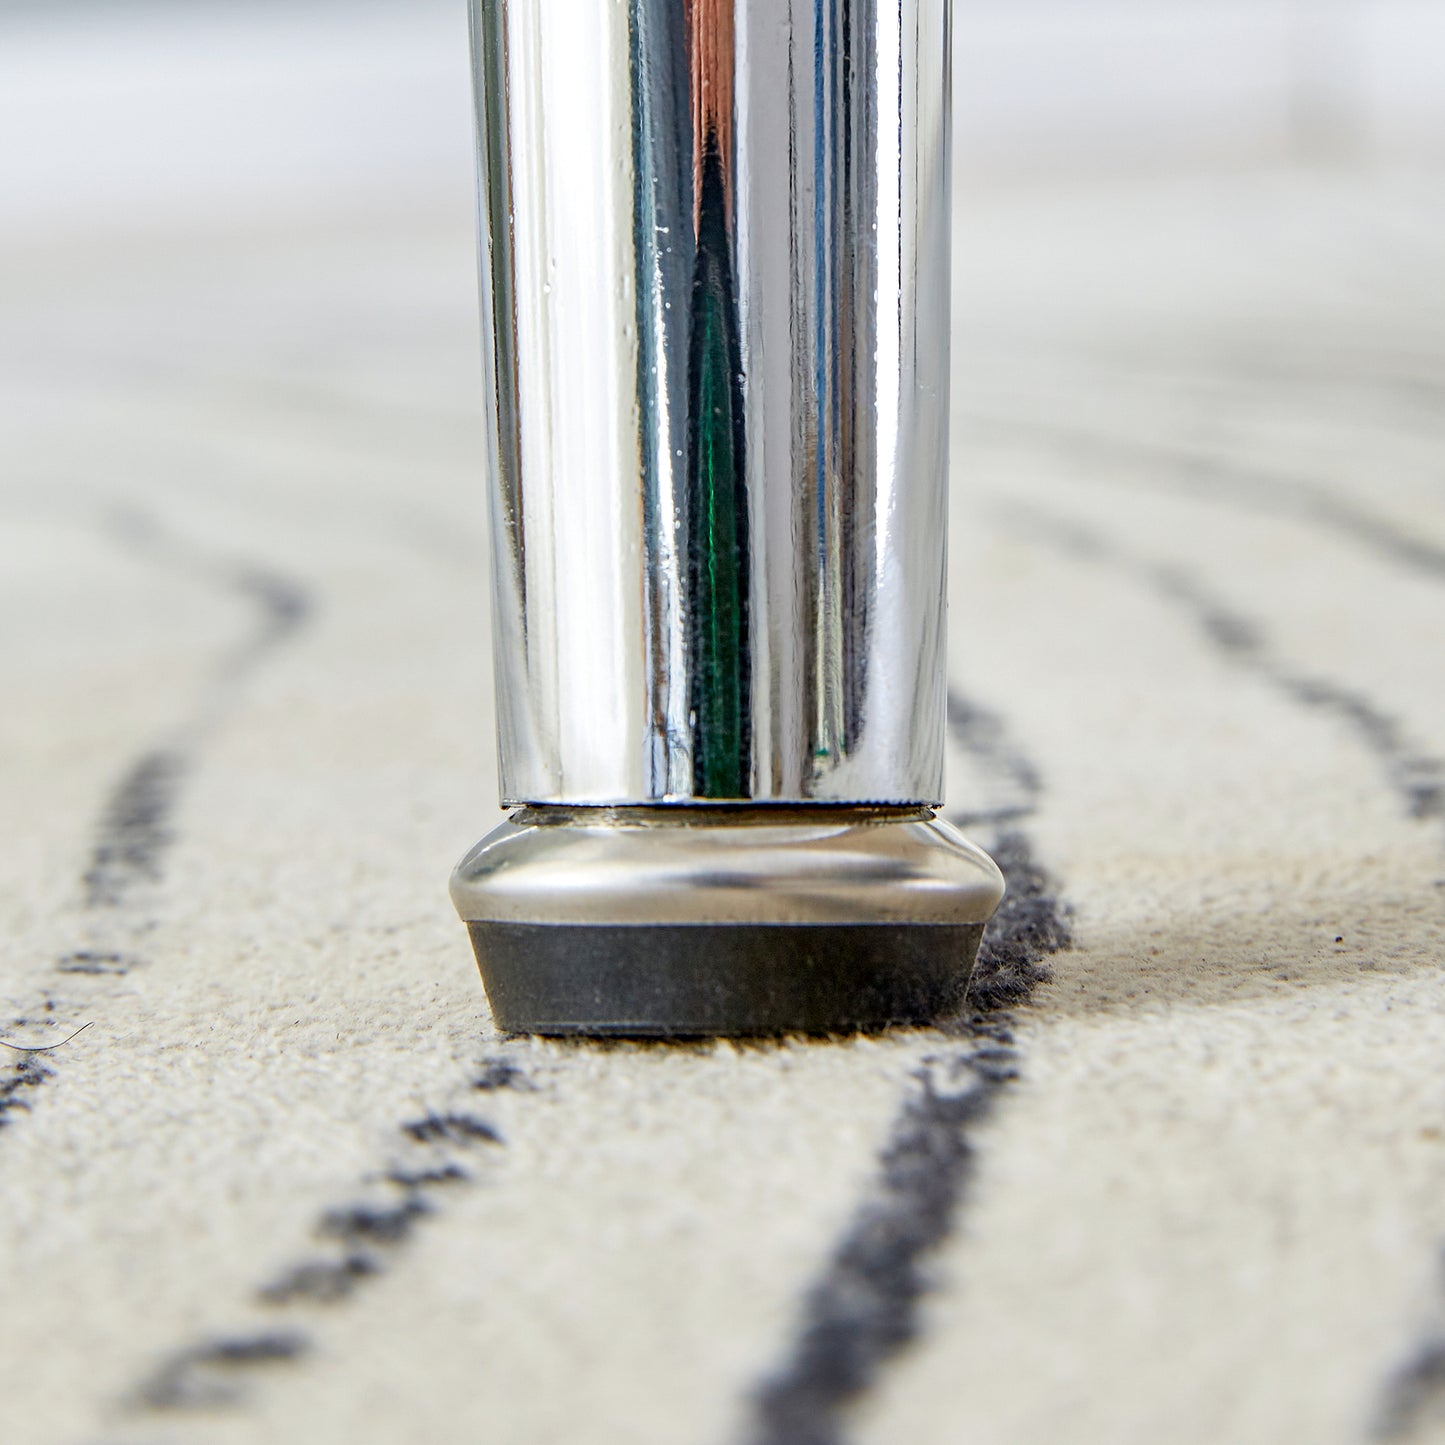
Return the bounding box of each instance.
[452,0,1002,1034]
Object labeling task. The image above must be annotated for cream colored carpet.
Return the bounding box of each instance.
[4,169,1445,1444]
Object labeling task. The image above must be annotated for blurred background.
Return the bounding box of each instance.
[3,0,1444,242]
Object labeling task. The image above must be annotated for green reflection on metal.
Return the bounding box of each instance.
[686,139,750,798]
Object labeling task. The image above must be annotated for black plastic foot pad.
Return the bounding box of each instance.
[466,921,986,1037]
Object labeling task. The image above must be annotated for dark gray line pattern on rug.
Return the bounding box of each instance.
[964,412,1445,587]
[134,1063,526,1411]
[1375,1250,1445,1443]
[745,690,1072,1445]
[992,500,1445,1441]
[995,502,1444,828]
[0,507,310,1130]
[71,509,308,922]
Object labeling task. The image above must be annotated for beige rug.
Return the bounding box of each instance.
[4,166,1445,1444]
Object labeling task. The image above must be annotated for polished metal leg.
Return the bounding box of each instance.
[453,0,1002,1034]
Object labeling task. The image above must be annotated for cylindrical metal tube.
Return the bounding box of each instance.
[454,0,1001,1037]
[470,0,953,805]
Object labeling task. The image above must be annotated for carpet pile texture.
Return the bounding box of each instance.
[3,171,1445,1443]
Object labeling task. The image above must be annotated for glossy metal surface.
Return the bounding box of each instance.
[452,805,1001,1033]
[450,807,1002,926]
[469,0,953,804]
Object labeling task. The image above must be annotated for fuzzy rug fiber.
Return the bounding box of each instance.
[4,165,1445,1444]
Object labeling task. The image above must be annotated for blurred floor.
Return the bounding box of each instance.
[3,4,1445,1444]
